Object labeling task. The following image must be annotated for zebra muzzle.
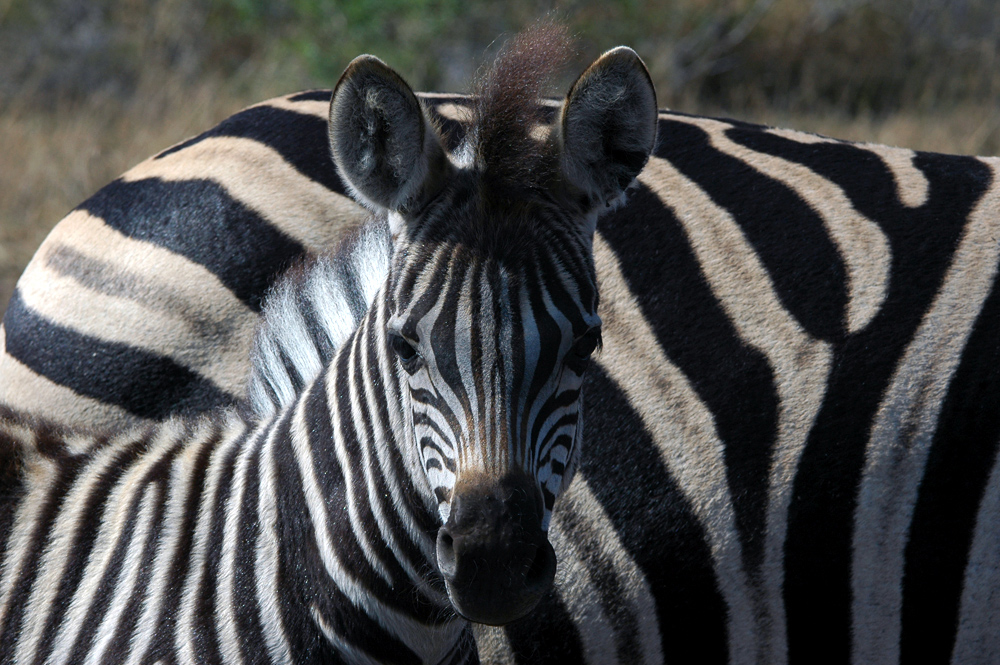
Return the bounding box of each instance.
[436,471,557,625]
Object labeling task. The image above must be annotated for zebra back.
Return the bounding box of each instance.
[0,90,472,430]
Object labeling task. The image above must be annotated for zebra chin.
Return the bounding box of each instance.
[435,471,557,625]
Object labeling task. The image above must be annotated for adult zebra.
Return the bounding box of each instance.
[0,31,657,663]
[3,27,1000,665]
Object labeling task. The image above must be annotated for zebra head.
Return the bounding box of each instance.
[328,33,657,625]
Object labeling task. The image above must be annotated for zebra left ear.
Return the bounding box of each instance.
[557,47,658,214]
[329,55,449,220]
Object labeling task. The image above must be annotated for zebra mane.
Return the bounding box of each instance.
[471,19,575,188]
[245,218,392,418]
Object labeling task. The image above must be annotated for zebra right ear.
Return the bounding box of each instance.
[329,55,449,219]
[557,47,658,213]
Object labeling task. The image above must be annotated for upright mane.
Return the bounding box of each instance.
[244,219,392,418]
[471,19,575,188]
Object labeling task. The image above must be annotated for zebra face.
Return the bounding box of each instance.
[386,240,602,528]
[382,197,603,625]
[329,42,657,625]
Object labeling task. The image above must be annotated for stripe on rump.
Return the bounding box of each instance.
[3,291,233,421]
[78,178,305,313]
[250,94,331,120]
[0,339,135,430]
[852,159,1000,665]
[11,210,257,399]
[154,104,350,195]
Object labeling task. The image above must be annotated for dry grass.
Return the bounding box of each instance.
[2,75,999,320]
[740,105,1000,157]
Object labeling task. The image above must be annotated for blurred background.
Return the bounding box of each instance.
[2,0,1000,316]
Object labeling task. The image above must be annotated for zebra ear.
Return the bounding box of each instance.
[329,55,448,218]
[557,47,658,212]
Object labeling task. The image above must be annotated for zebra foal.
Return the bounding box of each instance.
[0,27,657,664]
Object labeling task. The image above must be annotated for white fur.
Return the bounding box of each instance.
[247,221,391,418]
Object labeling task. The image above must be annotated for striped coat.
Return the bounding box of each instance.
[2,55,999,665]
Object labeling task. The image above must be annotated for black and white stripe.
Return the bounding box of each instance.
[246,217,393,419]
[0,286,475,664]
[0,91,431,428]
[0,87,471,429]
[3,28,1000,665]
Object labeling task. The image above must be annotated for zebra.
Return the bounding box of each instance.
[4,26,1000,665]
[0,27,666,663]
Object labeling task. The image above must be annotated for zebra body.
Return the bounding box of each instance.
[3,28,1000,665]
[247,138,1000,665]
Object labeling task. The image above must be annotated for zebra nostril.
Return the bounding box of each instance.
[525,537,556,593]
[436,528,457,578]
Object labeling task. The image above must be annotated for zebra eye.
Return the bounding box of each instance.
[389,332,421,365]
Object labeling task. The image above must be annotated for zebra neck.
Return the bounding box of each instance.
[0,374,465,664]
[271,303,467,663]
